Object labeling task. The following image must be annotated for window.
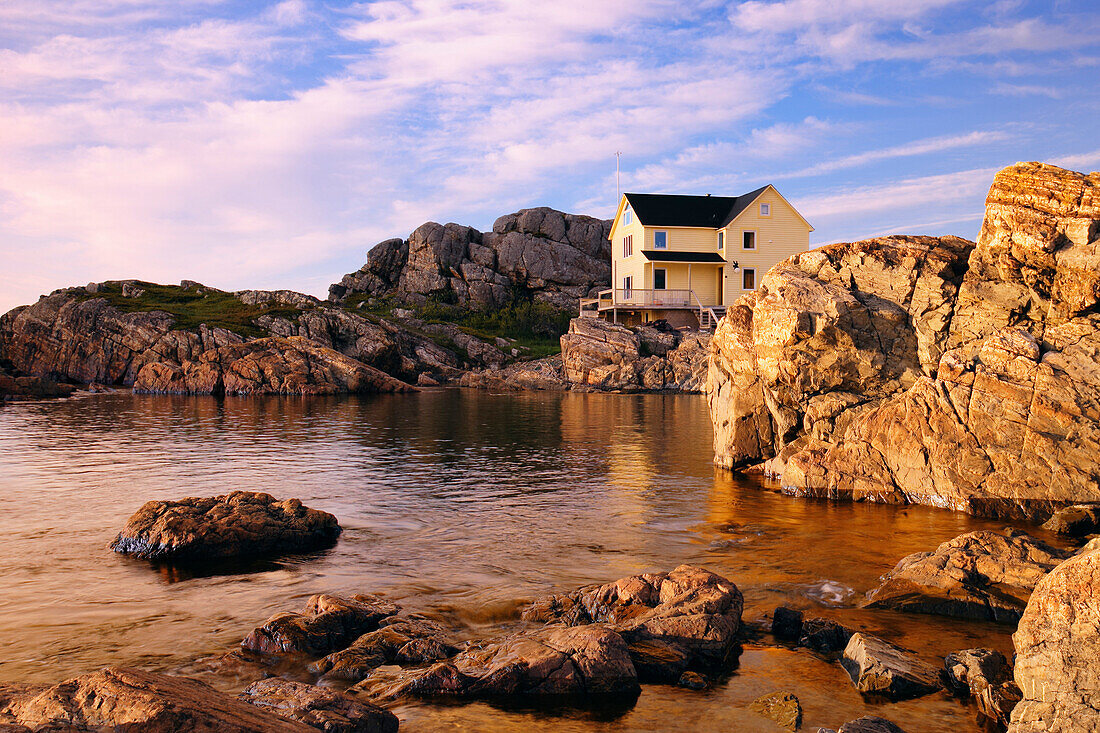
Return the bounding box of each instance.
[623,206,632,225]
[717,231,724,250]
[623,234,633,257]
[760,203,771,216]
[654,231,668,249]
[742,268,756,290]
[623,276,633,298]
[743,231,756,250]
[654,268,667,290]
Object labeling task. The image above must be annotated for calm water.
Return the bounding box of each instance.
[0,390,1036,731]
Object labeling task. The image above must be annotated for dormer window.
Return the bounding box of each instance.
[623,206,632,226]
[654,231,668,249]
[760,203,770,216]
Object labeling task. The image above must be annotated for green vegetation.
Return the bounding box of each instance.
[76,282,302,338]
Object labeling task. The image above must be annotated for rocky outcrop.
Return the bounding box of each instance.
[840,633,942,701]
[456,354,569,391]
[0,369,75,399]
[862,530,1069,622]
[0,667,314,732]
[707,162,1100,518]
[133,336,415,395]
[241,593,400,657]
[239,678,398,733]
[110,492,343,561]
[1009,547,1100,732]
[329,208,612,311]
[1042,503,1100,537]
[308,616,458,682]
[367,624,639,699]
[560,318,712,392]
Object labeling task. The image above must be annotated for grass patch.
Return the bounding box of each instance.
[417,298,570,358]
[77,282,303,338]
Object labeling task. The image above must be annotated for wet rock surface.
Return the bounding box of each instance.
[1041,504,1100,538]
[840,633,942,701]
[706,162,1100,519]
[309,616,458,682]
[367,624,639,699]
[240,678,398,733]
[133,336,415,395]
[242,593,399,657]
[863,530,1069,622]
[0,667,314,732]
[837,717,907,733]
[110,492,342,562]
[1009,547,1100,732]
[748,691,802,730]
[0,368,75,400]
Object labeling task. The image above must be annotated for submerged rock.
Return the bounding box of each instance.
[309,616,458,682]
[240,678,398,733]
[840,633,942,701]
[133,336,415,395]
[862,530,1068,622]
[0,667,312,732]
[1042,504,1100,538]
[110,491,342,561]
[242,593,400,656]
[1009,547,1100,732]
[748,691,802,730]
[368,624,639,699]
[837,717,906,733]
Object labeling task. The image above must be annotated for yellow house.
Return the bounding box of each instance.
[582,185,813,328]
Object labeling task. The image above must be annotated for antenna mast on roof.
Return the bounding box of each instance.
[615,151,623,204]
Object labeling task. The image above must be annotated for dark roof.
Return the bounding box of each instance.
[642,251,726,263]
[624,186,769,228]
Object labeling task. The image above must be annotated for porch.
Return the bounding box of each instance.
[579,288,727,329]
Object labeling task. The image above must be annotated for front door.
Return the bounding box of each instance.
[716,267,724,305]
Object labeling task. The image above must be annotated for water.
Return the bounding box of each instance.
[0,390,1038,731]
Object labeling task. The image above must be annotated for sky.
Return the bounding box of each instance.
[1,0,1099,314]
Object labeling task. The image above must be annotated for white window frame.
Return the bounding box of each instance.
[760,203,771,216]
[742,268,756,291]
[717,231,724,250]
[623,206,632,225]
[743,230,756,250]
[623,275,633,298]
[623,234,632,257]
[653,230,668,249]
[653,267,667,290]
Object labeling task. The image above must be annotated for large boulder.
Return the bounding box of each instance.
[309,616,458,682]
[840,633,942,701]
[521,564,743,676]
[241,593,400,657]
[367,624,638,699]
[110,492,342,562]
[560,318,713,392]
[1008,548,1100,732]
[862,530,1069,622]
[239,678,398,733]
[0,667,313,732]
[706,162,1100,519]
[133,336,416,395]
[329,208,612,311]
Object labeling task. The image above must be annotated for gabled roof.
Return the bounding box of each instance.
[624,186,769,229]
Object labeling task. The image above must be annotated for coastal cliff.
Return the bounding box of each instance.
[706,162,1100,518]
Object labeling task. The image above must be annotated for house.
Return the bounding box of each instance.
[581,185,813,329]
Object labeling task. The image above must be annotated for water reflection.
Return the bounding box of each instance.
[0,390,1044,732]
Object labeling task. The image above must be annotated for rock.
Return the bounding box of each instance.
[416,373,439,387]
[706,162,1100,519]
[240,678,398,733]
[942,648,1011,697]
[0,370,75,400]
[799,617,854,653]
[457,355,569,391]
[979,681,1022,728]
[840,633,942,701]
[772,607,803,640]
[624,639,692,683]
[0,667,313,732]
[309,616,457,682]
[837,718,906,733]
[369,624,639,699]
[110,491,342,561]
[748,691,803,730]
[121,283,146,298]
[676,671,707,690]
[1009,547,1100,732]
[1042,504,1100,537]
[863,530,1069,622]
[328,208,611,312]
[560,318,712,392]
[133,336,416,395]
[242,593,400,656]
[521,565,743,672]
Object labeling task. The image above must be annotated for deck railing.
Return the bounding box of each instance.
[578,288,729,329]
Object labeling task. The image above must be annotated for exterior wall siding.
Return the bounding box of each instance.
[719,188,811,305]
